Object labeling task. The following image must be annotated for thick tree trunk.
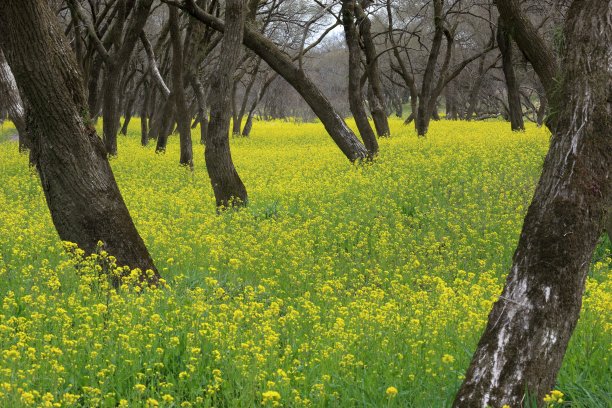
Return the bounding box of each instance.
[0,0,158,282]
[177,0,369,162]
[497,17,525,131]
[205,0,248,208]
[454,1,611,406]
[341,0,378,157]
[169,6,193,167]
[0,48,28,150]
[356,2,390,137]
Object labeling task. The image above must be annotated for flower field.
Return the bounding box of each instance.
[0,119,609,407]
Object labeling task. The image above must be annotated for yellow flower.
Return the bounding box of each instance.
[386,386,398,398]
[441,354,455,364]
[543,390,564,405]
[262,390,281,405]
[134,384,146,393]
[162,394,174,403]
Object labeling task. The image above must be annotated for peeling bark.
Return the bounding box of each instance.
[454,0,611,406]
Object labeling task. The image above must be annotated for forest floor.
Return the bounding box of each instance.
[0,118,609,407]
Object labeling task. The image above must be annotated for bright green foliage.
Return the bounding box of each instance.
[0,119,609,407]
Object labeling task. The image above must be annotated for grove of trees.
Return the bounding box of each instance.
[0,0,609,406]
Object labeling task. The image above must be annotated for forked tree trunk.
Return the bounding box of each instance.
[205,0,248,208]
[341,0,378,157]
[356,2,390,137]
[497,17,524,131]
[0,48,28,150]
[453,1,611,406]
[169,6,194,167]
[0,0,159,283]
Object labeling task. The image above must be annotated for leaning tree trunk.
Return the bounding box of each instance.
[177,0,369,162]
[169,6,193,167]
[0,0,159,283]
[341,0,378,157]
[0,48,28,150]
[453,1,611,406]
[205,0,248,208]
[497,17,524,131]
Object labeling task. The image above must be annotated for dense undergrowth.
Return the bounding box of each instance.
[0,118,609,407]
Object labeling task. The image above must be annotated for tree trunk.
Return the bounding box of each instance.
[356,2,390,137]
[102,64,122,155]
[169,6,193,167]
[190,77,209,145]
[536,93,547,127]
[497,17,525,131]
[0,48,28,150]
[453,1,611,406]
[177,0,369,162]
[141,80,150,146]
[341,0,378,156]
[205,0,248,208]
[465,56,486,120]
[0,0,159,283]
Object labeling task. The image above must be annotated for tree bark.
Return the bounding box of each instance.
[341,0,378,156]
[453,0,611,406]
[0,0,159,283]
[169,6,194,167]
[170,0,369,162]
[497,17,525,131]
[205,0,248,208]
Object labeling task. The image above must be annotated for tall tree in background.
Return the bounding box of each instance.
[454,0,611,406]
[68,0,154,155]
[496,16,524,131]
[0,0,158,283]
[168,6,194,167]
[165,0,370,162]
[205,0,248,208]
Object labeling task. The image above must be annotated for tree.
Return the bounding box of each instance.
[168,6,194,167]
[164,0,370,162]
[453,0,611,406]
[68,0,154,155]
[0,0,158,283]
[204,0,249,208]
[0,48,28,151]
[496,16,524,131]
[341,0,378,157]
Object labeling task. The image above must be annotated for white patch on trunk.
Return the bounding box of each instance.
[543,286,551,302]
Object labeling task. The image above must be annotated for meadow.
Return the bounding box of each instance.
[0,118,609,407]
